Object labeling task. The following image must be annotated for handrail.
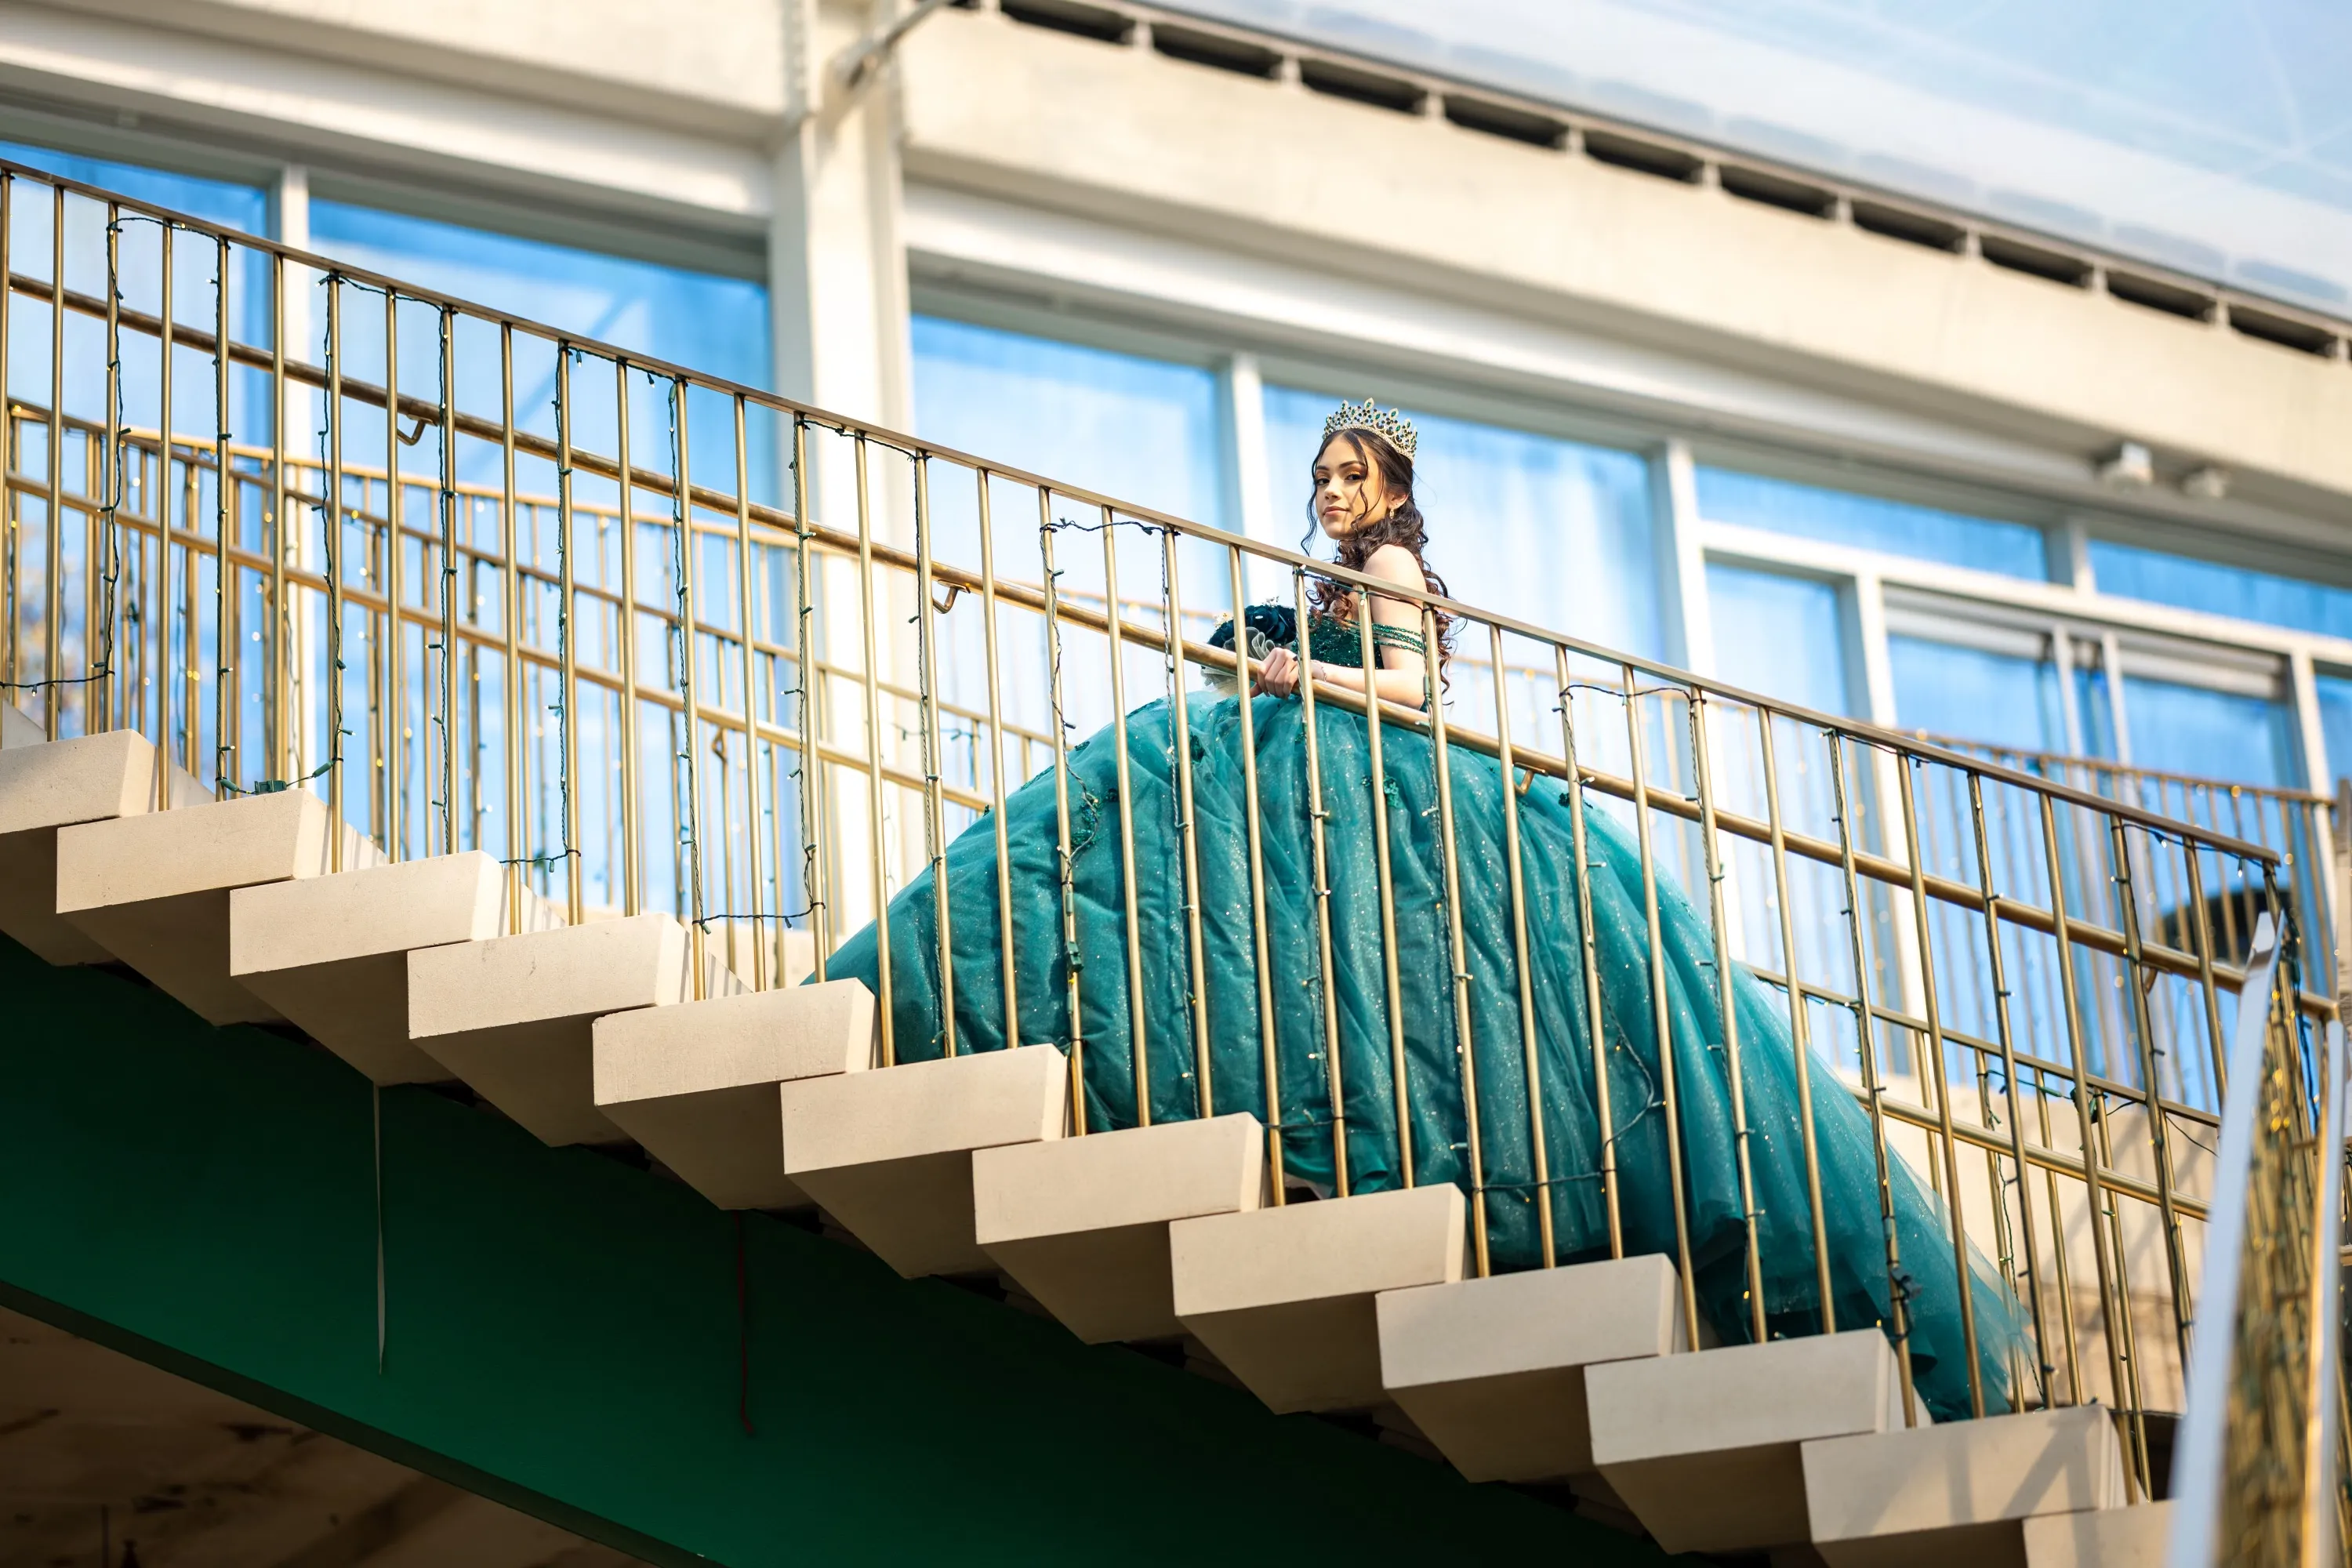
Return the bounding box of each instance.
[0,255,2281,869]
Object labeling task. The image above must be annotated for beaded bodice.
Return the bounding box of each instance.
[1210,604,1427,670]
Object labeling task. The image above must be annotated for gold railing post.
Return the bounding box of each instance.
[914,458,955,1052]
[1294,565,1348,1196]
[1225,543,1279,1189]
[1357,593,1410,1185]
[554,344,583,924]
[44,183,64,740]
[729,394,766,989]
[211,234,233,791]
[1689,689,1769,1341]
[2111,818,2198,1396]
[1490,623,1554,1264]
[1555,655,1621,1255]
[975,470,1018,1043]
[1893,755,1987,1417]
[268,247,289,783]
[1039,488,1083,1123]
[154,219,174,810]
[613,361,643,915]
[1161,525,1212,1113]
[497,325,524,931]
[381,285,402,858]
[1624,666,1700,1347]
[435,305,458,856]
[2035,792,2138,1485]
[1102,508,1149,1119]
[323,274,345,870]
[1423,604,1480,1264]
[853,434,893,1060]
[1966,772,2050,1407]
[671,376,705,997]
[1757,709,1832,1328]
[99,202,122,739]
[1827,732,1920,1426]
[789,414,829,976]
[2183,843,2232,1102]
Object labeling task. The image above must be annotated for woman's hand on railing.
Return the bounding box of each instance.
[1254,646,1304,698]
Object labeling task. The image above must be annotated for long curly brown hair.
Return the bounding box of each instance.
[1303,427,1455,666]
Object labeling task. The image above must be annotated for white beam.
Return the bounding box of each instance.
[1653,439,1713,677]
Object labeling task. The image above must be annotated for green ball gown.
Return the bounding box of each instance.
[828,615,2028,1421]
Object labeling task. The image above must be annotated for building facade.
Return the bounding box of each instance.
[5,0,2350,789]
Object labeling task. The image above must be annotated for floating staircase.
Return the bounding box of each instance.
[0,716,2170,1567]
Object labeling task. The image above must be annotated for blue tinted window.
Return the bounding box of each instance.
[308,201,769,390]
[1696,467,2047,579]
[0,142,267,234]
[1888,637,2064,753]
[1,142,275,502]
[2089,538,2352,641]
[1265,388,1662,656]
[2121,676,2299,789]
[912,317,1226,528]
[1706,564,1850,715]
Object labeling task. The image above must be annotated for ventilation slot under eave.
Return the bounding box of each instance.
[1719,165,1837,219]
[2107,270,2216,321]
[1150,24,1283,78]
[1297,59,1426,114]
[1001,0,1133,45]
[1581,130,1704,183]
[2227,305,2340,358]
[1849,201,1966,252]
[1442,96,1567,150]
[1979,234,2093,287]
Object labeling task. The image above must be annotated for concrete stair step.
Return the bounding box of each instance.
[591,980,879,1210]
[0,728,210,965]
[1802,1403,2129,1568]
[1586,1328,1915,1556]
[974,1113,1266,1344]
[1170,1181,1465,1415]
[230,851,561,1085]
[1374,1253,1686,1484]
[779,1045,1069,1279]
[2021,1499,2169,1567]
[55,790,379,1024]
[407,913,738,1147]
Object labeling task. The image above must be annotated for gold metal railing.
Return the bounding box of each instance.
[0,160,2332,1501]
[2165,790,2348,1566]
[1922,731,2334,972]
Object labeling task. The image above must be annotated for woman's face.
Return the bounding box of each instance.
[1312,434,1396,541]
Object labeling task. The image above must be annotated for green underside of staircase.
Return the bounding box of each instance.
[0,937,1663,1566]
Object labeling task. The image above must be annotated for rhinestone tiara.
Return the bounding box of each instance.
[1321,398,1417,460]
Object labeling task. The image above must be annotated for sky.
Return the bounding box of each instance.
[1167,2,2352,312]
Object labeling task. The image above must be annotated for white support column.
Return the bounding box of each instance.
[1849,569,1899,729]
[1652,439,1713,677]
[2288,648,2342,960]
[1221,351,1283,604]
[2291,648,2332,797]
[2101,630,2135,766]
[769,0,920,909]
[771,0,914,439]
[272,163,310,251]
[274,163,315,783]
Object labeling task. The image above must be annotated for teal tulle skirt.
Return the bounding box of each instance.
[829,691,2027,1420]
